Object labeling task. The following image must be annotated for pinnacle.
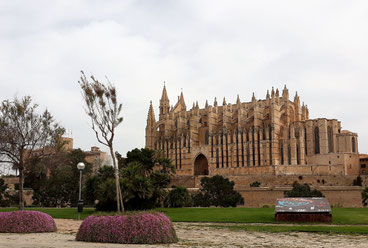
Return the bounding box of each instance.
[161,82,169,102]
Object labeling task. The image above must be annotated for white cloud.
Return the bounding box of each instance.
[0,0,367,155]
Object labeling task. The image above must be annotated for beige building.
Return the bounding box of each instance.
[359,154,368,175]
[146,85,360,177]
[84,146,108,173]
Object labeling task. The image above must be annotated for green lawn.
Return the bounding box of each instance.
[0,207,95,220]
[210,224,368,235]
[1,207,368,235]
[157,207,368,225]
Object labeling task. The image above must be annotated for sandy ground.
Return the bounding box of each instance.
[0,219,368,248]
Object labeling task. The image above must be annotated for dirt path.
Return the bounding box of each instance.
[0,219,367,248]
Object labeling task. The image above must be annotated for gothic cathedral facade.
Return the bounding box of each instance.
[145,85,360,176]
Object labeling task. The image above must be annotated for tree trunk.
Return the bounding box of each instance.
[109,146,124,212]
[18,168,25,210]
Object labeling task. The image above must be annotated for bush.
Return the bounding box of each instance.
[86,148,175,211]
[165,186,192,208]
[250,181,261,187]
[193,175,244,207]
[353,176,362,186]
[362,186,368,207]
[76,212,178,244]
[284,182,324,197]
[0,211,56,233]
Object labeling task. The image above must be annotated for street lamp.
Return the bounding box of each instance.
[77,162,85,220]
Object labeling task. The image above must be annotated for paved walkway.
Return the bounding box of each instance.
[0,219,367,248]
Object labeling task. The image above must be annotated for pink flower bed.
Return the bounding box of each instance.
[76,212,178,244]
[0,210,57,233]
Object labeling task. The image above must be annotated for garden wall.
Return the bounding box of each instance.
[171,175,367,207]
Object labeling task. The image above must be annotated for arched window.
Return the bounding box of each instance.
[288,144,291,165]
[328,126,333,153]
[280,142,284,165]
[269,125,272,140]
[205,130,209,145]
[304,127,308,155]
[296,145,300,165]
[295,128,299,139]
[314,126,320,154]
[352,137,356,153]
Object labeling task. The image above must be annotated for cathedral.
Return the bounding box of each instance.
[145,85,360,177]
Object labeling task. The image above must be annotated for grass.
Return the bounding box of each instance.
[0,207,95,220]
[157,207,275,223]
[1,207,368,235]
[157,207,368,225]
[210,224,368,235]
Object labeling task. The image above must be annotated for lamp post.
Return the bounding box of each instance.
[77,162,85,220]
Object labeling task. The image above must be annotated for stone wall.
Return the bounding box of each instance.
[171,175,368,188]
[239,186,364,207]
[171,175,368,207]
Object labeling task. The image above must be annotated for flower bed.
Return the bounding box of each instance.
[0,210,57,233]
[76,212,178,244]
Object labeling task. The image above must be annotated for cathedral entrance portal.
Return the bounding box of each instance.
[194,154,209,176]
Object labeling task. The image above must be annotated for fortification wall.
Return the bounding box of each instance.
[171,175,368,207]
[239,186,363,207]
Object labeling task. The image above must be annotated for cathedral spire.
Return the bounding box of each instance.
[271,87,275,99]
[223,97,227,106]
[161,82,169,102]
[147,101,156,125]
[178,90,186,110]
[159,83,170,117]
[266,90,270,100]
[236,94,241,105]
[294,91,300,105]
[252,92,256,102]
[282,84,289,100]
[205,99,209,108]
[214,97,218,107]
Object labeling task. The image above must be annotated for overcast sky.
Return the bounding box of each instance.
[1,0,367,157]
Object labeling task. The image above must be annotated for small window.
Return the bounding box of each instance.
[361,164,366,168]
[352,137,356,153]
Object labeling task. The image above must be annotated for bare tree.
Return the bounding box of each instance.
[78,71,124,212]
[0,96,64,210]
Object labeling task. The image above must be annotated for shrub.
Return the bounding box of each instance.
[284,182,324,197]
[165,186,192,208]
[353,176,362,186]
[76,212,178,244]
[362,186,368,207]
[250,181,261,187]
[0,211,56,233]
[192,192,211,207]
[193,175,244,207]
